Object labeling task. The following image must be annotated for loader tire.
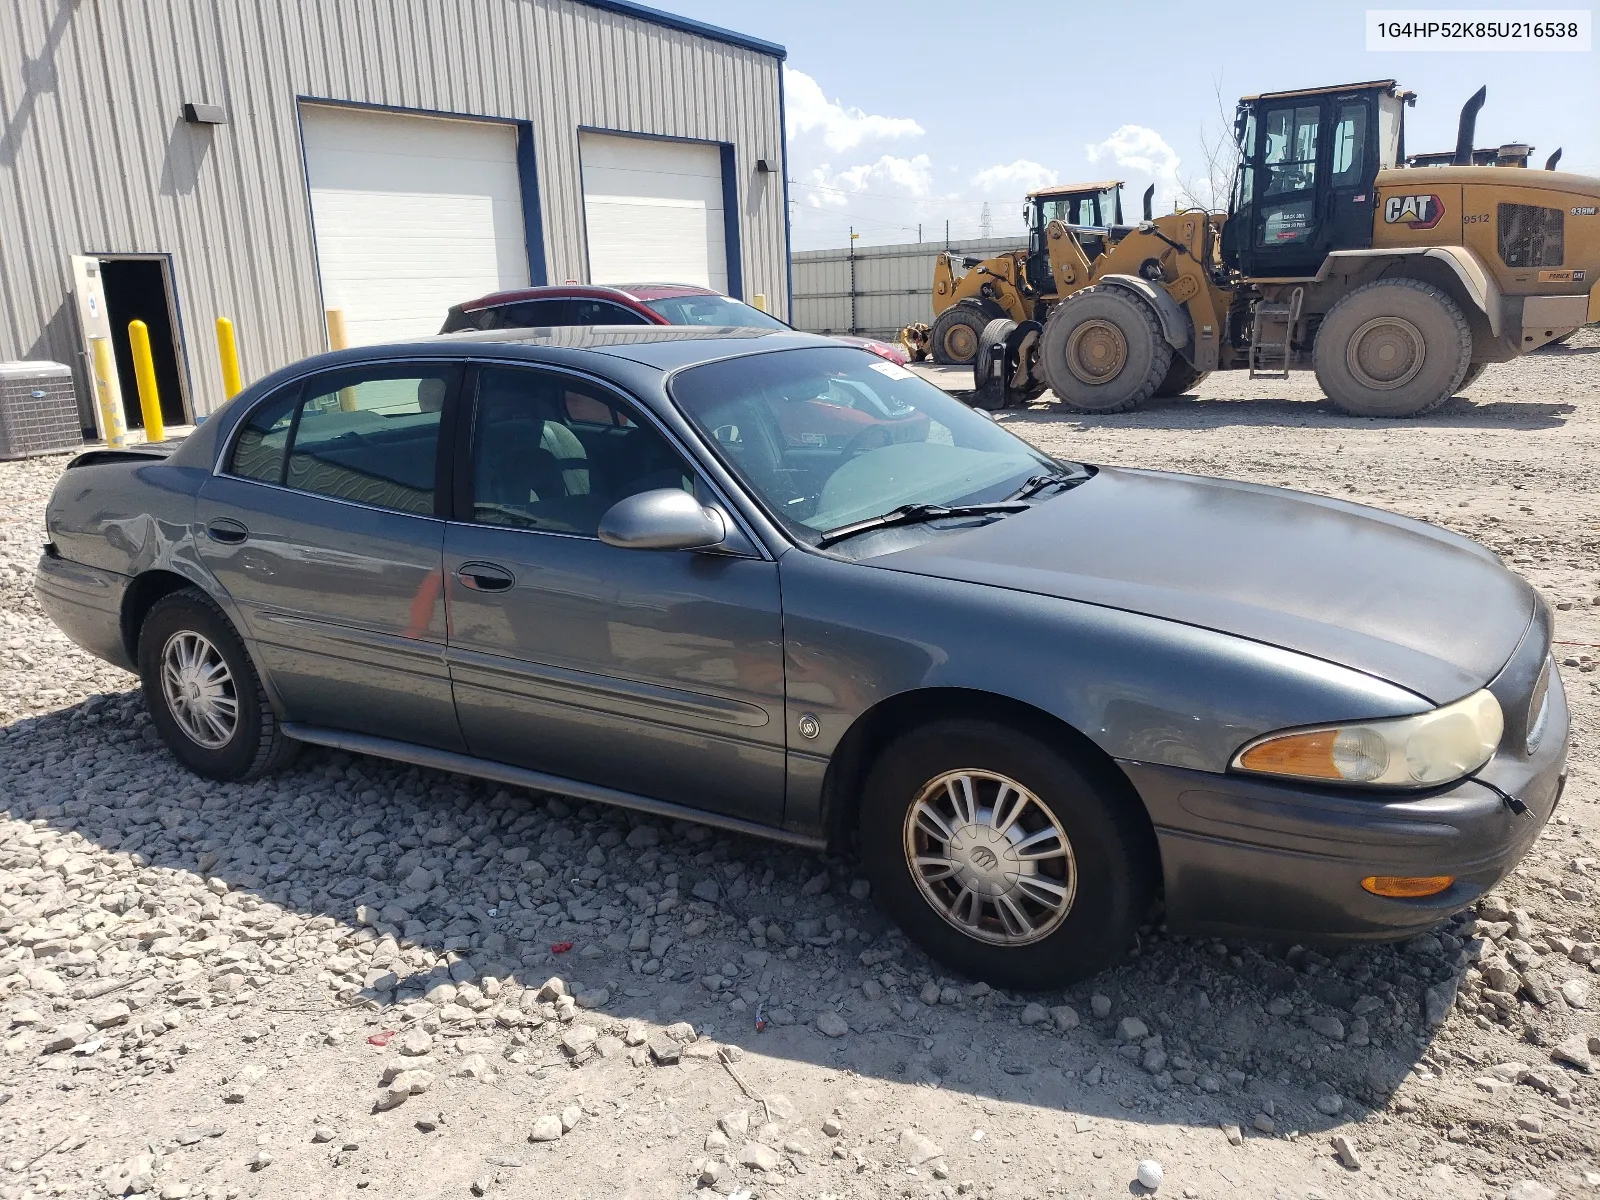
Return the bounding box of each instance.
[1038,286,1171,413]
[931,304,991,365]
[1153,358,1210,398]
[970,319,1017,409]
[1456,362,1488,393]
[1313,279,1471,418]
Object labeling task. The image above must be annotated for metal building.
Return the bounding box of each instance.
[0,0,789,432]
[792,237,1027,341]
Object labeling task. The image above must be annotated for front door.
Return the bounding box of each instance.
[1247,100,1326,277]
[195,361,465,750]
[443,363,787,824]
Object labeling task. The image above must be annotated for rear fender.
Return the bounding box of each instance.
[1319,247,1502,336]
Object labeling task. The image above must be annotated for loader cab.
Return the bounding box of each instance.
[1222,81,1411,278]
[1024,182,1124,290]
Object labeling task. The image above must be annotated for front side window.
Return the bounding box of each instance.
[641,294,789,329]
[1498,204,1564,267]
[1331,102,1368,188]
[228,364,454,515]
[670,347,1060,541]
[468,366,692,536]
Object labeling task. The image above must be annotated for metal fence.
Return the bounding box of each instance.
[792,237,1028,339]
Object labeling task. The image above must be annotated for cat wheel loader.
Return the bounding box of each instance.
[929,181,1134,364]
[965,80,1600,417]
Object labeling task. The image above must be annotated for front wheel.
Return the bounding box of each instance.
[1038,286,1172,413]
[930,304,991,365]
[138,588,299,781]
[859,719,1154,987]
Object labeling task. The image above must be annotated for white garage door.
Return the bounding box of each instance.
[301,105,530,346]
[580,132,728,292]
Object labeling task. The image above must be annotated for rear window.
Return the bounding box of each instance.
[643,295,788,329]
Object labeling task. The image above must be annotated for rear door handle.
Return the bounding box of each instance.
[205,518,248,544]
[456,561,515,592]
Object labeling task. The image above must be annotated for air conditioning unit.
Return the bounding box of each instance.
[0,361,83,460]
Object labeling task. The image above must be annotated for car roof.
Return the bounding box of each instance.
[457,281,723,311]
[432,323,839,371]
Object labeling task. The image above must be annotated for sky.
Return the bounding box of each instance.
[649,0,1599,251]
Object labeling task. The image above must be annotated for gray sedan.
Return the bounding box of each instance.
[35,326,1568,986]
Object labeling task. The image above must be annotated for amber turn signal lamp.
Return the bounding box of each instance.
[1235,730,1344,779]
[1360,875,1455,898]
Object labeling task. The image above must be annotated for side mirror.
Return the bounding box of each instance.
[598,488,727,551]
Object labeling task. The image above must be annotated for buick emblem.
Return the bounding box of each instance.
[970,846,999,870]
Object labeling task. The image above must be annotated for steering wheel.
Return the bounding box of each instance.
[841,425,893,460]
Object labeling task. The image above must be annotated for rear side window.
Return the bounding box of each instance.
[1498,204,1564,267]
[569,299,650,325]
[228,364,458,515]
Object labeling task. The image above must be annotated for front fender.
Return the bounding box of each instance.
[1099,274,1194,353]
[1320,247,1501,336]
[777,549,1428,833]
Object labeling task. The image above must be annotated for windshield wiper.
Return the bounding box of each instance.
[1005,471,1082,501]
[817,502,1030,547]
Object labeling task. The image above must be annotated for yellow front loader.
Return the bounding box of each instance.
[969,81,1600,417]
[928,181,1136,364]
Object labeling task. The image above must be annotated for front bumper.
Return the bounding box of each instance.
[34,549,135,672]
[1122,670,1569,943]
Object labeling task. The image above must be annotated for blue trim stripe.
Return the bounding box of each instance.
[719,143,742,299]
[516,122,549,285]
[577,0,785,58]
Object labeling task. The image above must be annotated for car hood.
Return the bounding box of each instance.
[872,466,1534,703]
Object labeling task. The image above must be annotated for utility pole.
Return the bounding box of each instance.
[848,225,858,335]
[917,223,922,243]
[944,219,949,249]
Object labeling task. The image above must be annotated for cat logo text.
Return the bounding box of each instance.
[1382,194,1444,230]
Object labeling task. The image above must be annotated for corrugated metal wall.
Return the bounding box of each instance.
[0,0,787,422]
[792,237,1028,339]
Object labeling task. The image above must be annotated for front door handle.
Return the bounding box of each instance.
[205,518,249,545]
[456,561,515,592]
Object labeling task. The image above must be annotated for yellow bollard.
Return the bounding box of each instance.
[751,293,768,313]
[127,320,165,443]
[216,316,243,399]
[325,307,349,350]
[326,308,358,410]
[90,335,128,449]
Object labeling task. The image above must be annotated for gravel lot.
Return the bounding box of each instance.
[2,331,1599,1200]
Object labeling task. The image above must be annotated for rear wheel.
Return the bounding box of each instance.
[138,588,298,782]
[931,304,991,365]
[1152,358,1210,398]
[859,719,1154,987]
[1313,279,1471,417]
[1038,287,1171,413]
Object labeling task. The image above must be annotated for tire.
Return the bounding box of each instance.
[971,318,1018,409]
[859,719,1155,988]
[138,587,299,782]
[931,304,991,365]
[1152,358,1210,398]
[1312,279,1471,417]
[1038,286,1172,413]
[1456,361,1489,392]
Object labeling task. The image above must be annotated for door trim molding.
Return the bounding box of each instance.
[281,723,825,850]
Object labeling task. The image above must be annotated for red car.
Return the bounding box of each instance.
[440,282,909,365]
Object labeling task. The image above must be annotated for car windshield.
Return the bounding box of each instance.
[643,294,790,329]
[670,346,1070,542]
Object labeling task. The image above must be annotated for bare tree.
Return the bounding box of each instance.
[1176,74,1241,212]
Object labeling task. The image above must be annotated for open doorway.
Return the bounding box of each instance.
[98,256,190,429]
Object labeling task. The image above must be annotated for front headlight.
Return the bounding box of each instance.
[1232,690,1503,788]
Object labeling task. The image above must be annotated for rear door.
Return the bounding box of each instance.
[195,360,465,749]
[442,362,786,822]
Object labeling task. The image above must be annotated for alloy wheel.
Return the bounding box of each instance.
[160,630,239,749]
[902,769,1077,946]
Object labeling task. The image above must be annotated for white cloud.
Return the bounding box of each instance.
[1085,125,1182,208]
[802,154,934,210]
[785,67,924,153]
[968,159,1059,195]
